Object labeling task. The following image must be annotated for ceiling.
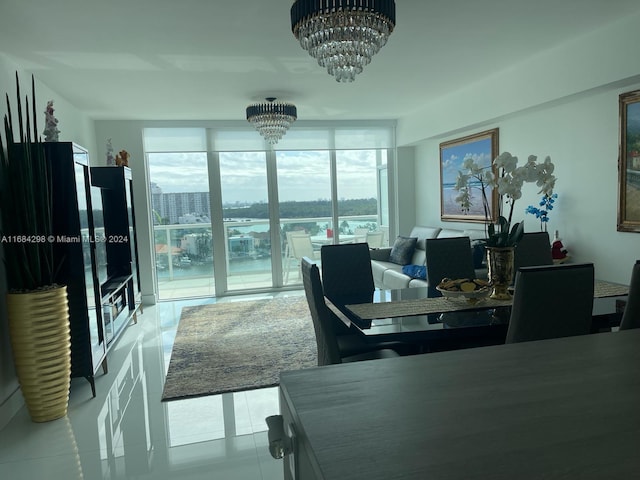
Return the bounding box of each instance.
[1,0,639,122]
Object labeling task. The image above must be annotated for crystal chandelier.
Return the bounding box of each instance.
[246,98,298,145]
[290,0,396,83]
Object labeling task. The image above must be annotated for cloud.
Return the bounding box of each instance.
[148,149,379,203]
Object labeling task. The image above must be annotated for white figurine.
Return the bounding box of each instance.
[106,138,115,165]
[43,100,60,142]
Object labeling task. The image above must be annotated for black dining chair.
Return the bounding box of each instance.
[512,231,553,283]
[301,257,399,366]
[619,260,640,330]
[320,243,375,307]
[424,236,497,346]
[320,244,419,355]
[425,237,476,296]
[506,263,595,343]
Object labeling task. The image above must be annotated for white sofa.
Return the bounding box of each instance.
[369,225,487,289]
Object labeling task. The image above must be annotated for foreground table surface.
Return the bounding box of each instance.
[279,329,640,480]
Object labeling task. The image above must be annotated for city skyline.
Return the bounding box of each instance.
[151,182,337,206]
[150,185,377,224]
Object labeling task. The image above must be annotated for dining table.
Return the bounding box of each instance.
[326,280,629,348]
[278,328,640,480]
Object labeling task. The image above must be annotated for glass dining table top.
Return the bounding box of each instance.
[328,281,628,341]
[337,288,511,340]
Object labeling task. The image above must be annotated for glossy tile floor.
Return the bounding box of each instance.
[0,293,296,479]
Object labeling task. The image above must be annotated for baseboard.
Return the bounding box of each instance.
[141,293,157,305]
[0,386,24,430]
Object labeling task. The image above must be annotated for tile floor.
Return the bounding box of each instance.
[0,293,297,479]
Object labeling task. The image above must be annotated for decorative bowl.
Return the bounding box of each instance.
[436,278,490,304]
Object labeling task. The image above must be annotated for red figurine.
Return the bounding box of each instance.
[551,230,568,260]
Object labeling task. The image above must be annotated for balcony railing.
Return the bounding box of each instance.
[153,215,381,299]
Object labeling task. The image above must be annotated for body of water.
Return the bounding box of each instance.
[156,217,379,280]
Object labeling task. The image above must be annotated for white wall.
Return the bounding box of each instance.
[396,10,640,146]
[395,146,417,238]
[92,121,157,306]
[393,9,640,285]
[0,56,97,154]
[411,83,640,283]
[0,53,96,428]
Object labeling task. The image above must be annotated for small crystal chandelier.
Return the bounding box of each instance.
[246,98,297,145]
[290,0,396,83]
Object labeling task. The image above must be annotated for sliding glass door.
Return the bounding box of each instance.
[335,149,385,244]
[148,152,215,300]
[218,151,272,292]
[144,125,393,299]
[276,151,332,285]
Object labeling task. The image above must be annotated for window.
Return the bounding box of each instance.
[144,123,394,299]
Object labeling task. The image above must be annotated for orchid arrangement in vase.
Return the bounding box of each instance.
[454,152,557,247]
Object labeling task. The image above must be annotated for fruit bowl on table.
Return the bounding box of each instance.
[436,278,490,304]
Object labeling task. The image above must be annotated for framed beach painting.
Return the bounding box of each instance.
[618,90,640,233]
[439,128,499,223]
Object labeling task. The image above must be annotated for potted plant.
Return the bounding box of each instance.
[454,152,557,299]
[0,73,71,422]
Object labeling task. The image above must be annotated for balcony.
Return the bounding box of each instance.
[154,216,383,300]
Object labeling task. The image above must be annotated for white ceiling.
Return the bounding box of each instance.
[2,0,639,122]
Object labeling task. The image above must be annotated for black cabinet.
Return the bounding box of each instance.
[91,166,142,345]
[46,142,107,396]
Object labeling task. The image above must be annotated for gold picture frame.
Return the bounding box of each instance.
[439,128,499,223]
[618,90,640,233]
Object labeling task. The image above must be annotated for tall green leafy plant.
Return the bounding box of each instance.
[0,73,55,291]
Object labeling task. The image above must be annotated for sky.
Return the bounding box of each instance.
[629,102,640,130]
[147,150,380,204]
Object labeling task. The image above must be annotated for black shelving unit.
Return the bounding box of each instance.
[44,142,107,396]
[91,166,142,345]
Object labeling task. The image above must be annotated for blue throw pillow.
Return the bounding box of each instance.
[402,264,427,280]
[389,236,418,265]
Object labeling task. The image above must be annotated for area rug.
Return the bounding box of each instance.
[161,295,317,401]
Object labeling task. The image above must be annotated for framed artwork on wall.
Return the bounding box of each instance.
[618,90,640,233]
[439,128,499,223]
